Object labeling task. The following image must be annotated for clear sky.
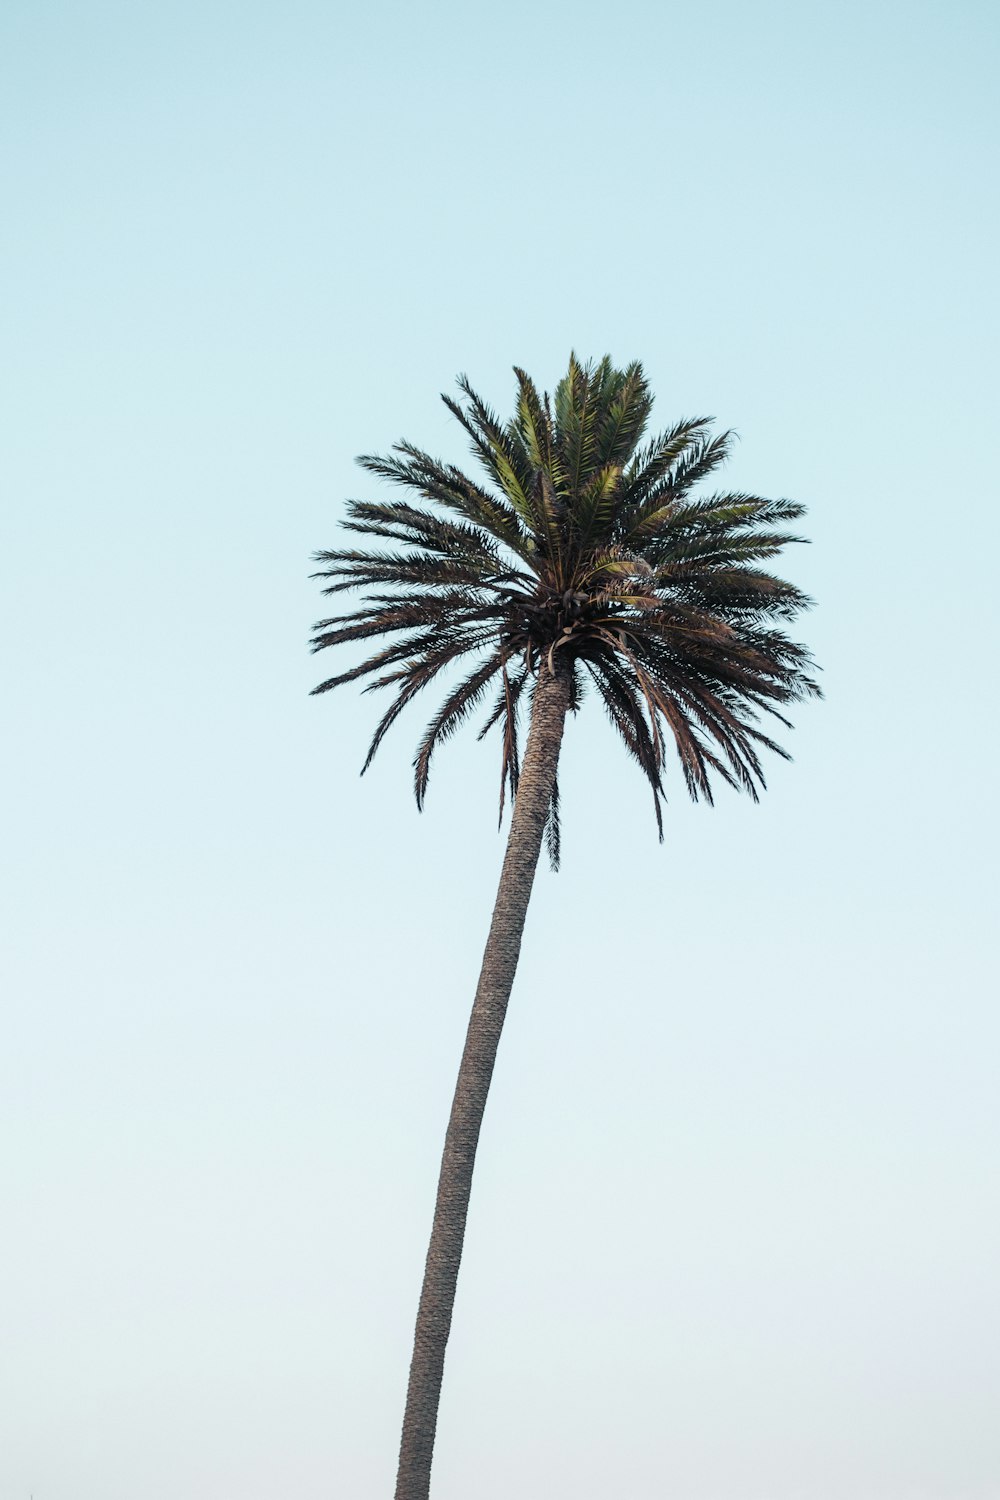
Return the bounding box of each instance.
[2,1,998,1497]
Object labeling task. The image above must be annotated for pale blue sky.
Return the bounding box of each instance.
[2,2,998,1497]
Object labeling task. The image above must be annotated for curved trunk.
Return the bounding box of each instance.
[394,662,572,1500]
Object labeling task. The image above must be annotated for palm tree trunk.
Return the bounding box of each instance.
[393,661,572,1500]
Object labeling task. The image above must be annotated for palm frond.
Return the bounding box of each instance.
[543,773,561,871]
[414,654,506,808]
[312,354,818,842]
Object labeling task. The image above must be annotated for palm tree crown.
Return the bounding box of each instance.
[311,354,819,849]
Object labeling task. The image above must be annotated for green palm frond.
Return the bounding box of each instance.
[312,355,819,856]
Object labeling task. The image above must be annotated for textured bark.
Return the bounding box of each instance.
[393,661,572,1500]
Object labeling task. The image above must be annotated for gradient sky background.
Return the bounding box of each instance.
[3,1,999,1497]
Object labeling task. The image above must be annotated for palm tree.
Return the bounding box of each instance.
[311,355,819,1500]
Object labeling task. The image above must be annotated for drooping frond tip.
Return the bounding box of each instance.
[311,355,819,856]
